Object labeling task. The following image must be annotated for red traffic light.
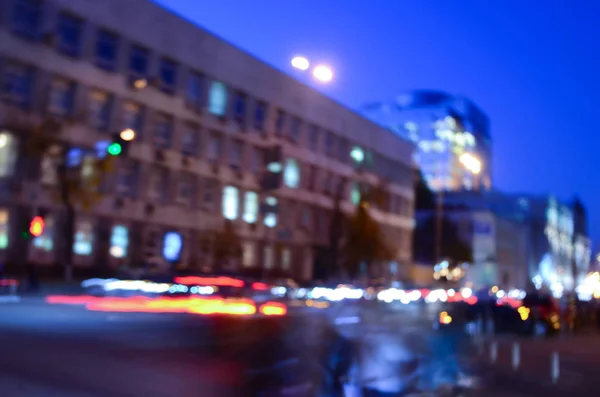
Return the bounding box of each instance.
[29,216,45,237]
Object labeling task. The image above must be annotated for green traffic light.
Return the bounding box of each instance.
[107,143,122,156]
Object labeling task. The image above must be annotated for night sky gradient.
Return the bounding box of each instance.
[156,0,600,244]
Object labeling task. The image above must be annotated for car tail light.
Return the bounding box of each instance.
[260,302,287,316]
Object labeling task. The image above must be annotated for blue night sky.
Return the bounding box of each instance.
[156,0,600,243]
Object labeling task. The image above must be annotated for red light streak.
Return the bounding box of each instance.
[174,276,244,288]
[252,282,269,291]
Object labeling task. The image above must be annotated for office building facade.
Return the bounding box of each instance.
[0,0,415,280]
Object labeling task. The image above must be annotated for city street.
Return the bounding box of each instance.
[1,297,599,396]
[472,332,600,396]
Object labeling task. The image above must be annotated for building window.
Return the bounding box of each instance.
[0,133,18,177]
[254,101,266,130]
[115,159,138,198]
[186,72,203,108]
[95,29,118,71]
[201,179,217,211]
[88,89,112,131]
[233,91,246,122]
[263,245,274,269]
[325,131,335,157]
[162,232,183,262]
[307,165,317,191]
[0,209,9,249]
[11,0,42,40]
[243,191,258,223]
[148,167,167,203]
[121,101,143,133]
[159,58,178,93]
[275,110,285,135]
[180,124,200,157]
[281,248,291,270]
[73,219,93,256]
[290,117,301,142]
[283,158,300,188]
[250,147,263,176]
[301,206,312,228]
[47,78,75,117]
[308,125,319,151]
[338,138,348,162]
[229,140,242,168]
[1,62,33,108]
[109,225,128,258]
[206,132,222,162]
[350,182,361,205]
[153,113,173,149]
[176,173,196,207]
[208,81,227,116]
[129,45,149,76]
[222,186,239,220]
[56,13,83,57]
[33,214,54,251]
[242,242,255,267]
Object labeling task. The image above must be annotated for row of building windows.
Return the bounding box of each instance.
[3,0,412,186]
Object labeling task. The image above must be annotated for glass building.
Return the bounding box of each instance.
[362,90,492,192]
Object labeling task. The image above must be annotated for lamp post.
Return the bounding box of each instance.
[434,153,482,266]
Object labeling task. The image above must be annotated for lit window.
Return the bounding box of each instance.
[109,225,128,258]
[283,158,300,188]
[33,214,54,251]
[73,219,93,255]
[163,231,183,262]
[281,248,291,270]
[208,81,227,116]
[0,209,9,249]
[242,242,255,267]
[243,191,258,223]
[264,213,277,228]
[350,182,361,205]
[350,146,364,164]
[0,133,18,177]
[222,186,239,220]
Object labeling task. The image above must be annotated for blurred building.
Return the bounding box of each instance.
[362,91,492,192]
[413,207,529,290]
[441,191,592,292]
[0,0,415,279]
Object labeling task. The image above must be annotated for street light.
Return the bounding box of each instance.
[291,56,310,71]
[119,128,136,142]
[313,64,334,83]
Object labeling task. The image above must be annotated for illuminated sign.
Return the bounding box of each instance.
[162,232,183,262]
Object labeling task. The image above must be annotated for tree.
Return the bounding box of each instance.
[342,184,395,279]
[212,220,242,271]
[414,169,435,211]
[24,117,113,280]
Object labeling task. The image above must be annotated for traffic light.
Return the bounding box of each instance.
[107,129,136,157]
[29,216,45,237]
